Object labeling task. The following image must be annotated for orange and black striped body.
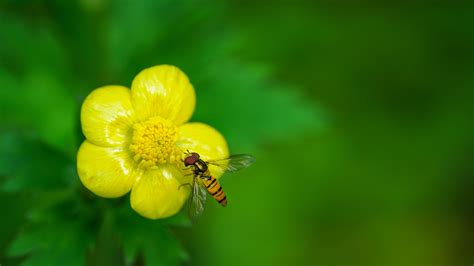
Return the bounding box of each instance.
[202,175,227,207]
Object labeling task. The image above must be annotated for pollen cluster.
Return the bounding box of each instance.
[129,116,181,168]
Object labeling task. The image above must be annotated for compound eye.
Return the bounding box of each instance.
[191,152,200,158]
[184,156,194,166]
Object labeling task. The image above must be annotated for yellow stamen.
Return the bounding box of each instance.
[129,116,181,168]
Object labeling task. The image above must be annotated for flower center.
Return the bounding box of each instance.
[129,116,180,168]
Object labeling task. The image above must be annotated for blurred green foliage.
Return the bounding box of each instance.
[0,0,473,266]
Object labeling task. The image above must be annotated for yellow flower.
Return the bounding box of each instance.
[77,65,229,219]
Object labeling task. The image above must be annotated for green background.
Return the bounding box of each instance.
[0,1,473,265]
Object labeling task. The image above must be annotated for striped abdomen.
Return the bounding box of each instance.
[203,176,227,207]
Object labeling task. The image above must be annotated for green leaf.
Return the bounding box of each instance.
[0,69,78,157]
[192,62,325,152]
[0,187,29,266]
[6,192,96,266]
[87,210,126,266]
[116,206,189,266]
[0,12,68,74]
[8,221,93,266]
[0,130,75,192]
[105,0,220,79]
[161,209,192,227]
[0,12,78,156]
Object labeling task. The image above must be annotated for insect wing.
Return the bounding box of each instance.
[207,154,255,173]
[188,177,207,219]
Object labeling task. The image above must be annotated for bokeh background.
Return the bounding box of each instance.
[1,1,473,265]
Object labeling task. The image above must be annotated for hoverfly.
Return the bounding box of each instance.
[182,151,255,218]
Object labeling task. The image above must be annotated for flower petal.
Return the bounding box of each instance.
[130,165,189,219]
[177,122,229,178]
[81,86,135,147]
[77,141,138,198]
[131,65,196,124]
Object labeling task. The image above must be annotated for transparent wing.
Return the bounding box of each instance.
[188,176,207,220]
[207,154,256,173]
